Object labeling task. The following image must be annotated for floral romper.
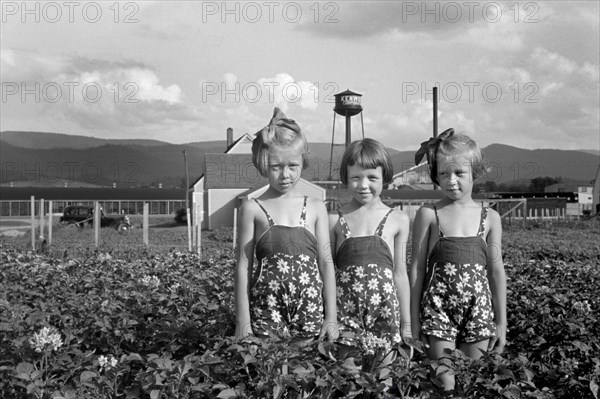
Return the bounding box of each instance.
[335,209,402,347]
[250,197,323,338]
[420,205,496,342]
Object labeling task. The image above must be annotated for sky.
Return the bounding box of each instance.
[1,1,599,152]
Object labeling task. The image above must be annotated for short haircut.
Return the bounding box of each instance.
[429,134,485,185]
[252,124,309,178]
[339,138,394,185]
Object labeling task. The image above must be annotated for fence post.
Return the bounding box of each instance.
[233,207,238,250]
[186,207,192,252]
[94,202,100,248]
[30,195,35,251]
[143,203,149,247]
[48,201,53,246]
[39,198,45,242]
[195,203,201,255]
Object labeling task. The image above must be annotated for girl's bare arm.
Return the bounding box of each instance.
[409,206,433,339]
[314,200,338,340]
[234,200,256,338]
[486,209,507,353]
[392,210,412,339]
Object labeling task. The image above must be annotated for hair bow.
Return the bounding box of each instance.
[414,128,455,166]
[261,107,301,137]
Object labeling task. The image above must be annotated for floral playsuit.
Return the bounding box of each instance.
[335,209,402,347]
[420,205,496,342]
[250,197,323,338]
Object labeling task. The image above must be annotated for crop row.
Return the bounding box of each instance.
[0,220,598,398]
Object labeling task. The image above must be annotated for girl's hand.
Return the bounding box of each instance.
[488,323,507,354]
[412,320,430,350]
[319,320,339,342]
[401,322,413,343]
[235,322,253,340]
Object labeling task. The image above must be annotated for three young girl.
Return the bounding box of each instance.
[234,109,506,388]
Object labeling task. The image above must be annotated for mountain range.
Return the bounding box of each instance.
[1,131,598,188]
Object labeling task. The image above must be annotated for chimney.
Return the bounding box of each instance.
[226,127,233,149]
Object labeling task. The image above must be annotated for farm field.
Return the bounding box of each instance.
[0,219,599,398]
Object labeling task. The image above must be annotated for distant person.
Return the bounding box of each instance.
[410,129,507,393]
[234,108,338,342]
[329,138,412,368]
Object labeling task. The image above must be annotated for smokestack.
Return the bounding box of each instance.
[226,127,233,149]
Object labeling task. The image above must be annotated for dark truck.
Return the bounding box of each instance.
[59,205,131,233]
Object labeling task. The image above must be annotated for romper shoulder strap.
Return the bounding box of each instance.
[477,206,488,238]
[299,196,308,227]
[337,210,352,239]
[374,209,394,237]
[433,204,444,237]
[253,199,275,227]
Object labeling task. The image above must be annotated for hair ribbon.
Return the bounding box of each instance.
[414,128,455,166]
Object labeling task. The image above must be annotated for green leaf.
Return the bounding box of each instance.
[217,388,239,398]
[80,371,97,382]
[16,362,34,376]
[591,380,599,399]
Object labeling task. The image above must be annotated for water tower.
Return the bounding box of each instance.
[328,89,364,179]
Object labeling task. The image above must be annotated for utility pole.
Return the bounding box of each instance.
[433,86,438,190]
[183,149,189,213]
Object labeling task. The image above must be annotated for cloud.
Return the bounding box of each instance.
[201,72,320,112]
[2,49,198,134]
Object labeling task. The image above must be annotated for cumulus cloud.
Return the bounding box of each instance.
[2,49,197,134]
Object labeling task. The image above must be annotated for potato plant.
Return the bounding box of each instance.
[0,220,598,398]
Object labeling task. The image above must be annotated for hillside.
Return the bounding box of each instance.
[1,131,597,187]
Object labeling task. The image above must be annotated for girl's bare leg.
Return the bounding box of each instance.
[426,335,456,391]
[459,339,489,359]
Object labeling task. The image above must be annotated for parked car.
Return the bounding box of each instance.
[59,205,131,232]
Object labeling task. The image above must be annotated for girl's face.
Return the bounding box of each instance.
[267,145,303,194]
[347,164,384,205]
[436,154,474,201]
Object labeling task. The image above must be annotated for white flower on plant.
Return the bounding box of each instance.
[29,326,63,353]
[360,332,391,356]
[98,355,118,371]
[98,253,112,262]
[141,275,160,289]
[168,282,180,293]
[572,300,592,313]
